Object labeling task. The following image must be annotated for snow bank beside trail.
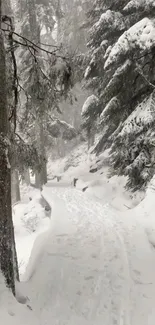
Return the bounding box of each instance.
[21,186,155,325]
[23,189,77,282]
[125,175,155,245]
[0,274,38,325]
[13,187,50,277]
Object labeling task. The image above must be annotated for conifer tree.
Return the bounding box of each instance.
[83,0,155,189]
[15,0,76,187]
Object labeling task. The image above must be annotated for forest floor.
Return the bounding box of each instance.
[2,143,155,324]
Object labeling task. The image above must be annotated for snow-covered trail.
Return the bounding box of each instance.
[22,185,155,325]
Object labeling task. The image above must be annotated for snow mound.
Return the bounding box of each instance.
[13,188,50,277]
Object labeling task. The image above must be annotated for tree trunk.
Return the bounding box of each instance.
[0,1,19,293]
[35,171,41,189]
[11,169,21,204]
[41,159,47,184]
[27,0,47,188]
[35,163,47,189]
[22,168,30,186]
[38,117,47,185]
[34,114,47,188]
[90,126,95,148]
[87,126,95,149]
[34,116,47,189]
[87,128,91,149]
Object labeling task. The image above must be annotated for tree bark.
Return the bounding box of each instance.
[41,159,47,184]
[35,164,47,189]
[87,125,95,149]
[27,0,48,188]
[35,117,47,188]
[11,169,21,204]
[0,0,19,294]
[23,168,30,185]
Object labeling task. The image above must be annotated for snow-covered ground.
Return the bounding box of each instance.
[13,185,50,276]
[48,143,145,211]
[0,185,50,325]
[20,182,155,325]
[2,144,155,324]
[0,274,38,325]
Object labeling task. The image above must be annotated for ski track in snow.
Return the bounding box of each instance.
[22,185,155,325]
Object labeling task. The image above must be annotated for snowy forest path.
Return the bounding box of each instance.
[22,184,155,325]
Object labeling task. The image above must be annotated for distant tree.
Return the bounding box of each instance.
[13,0,76,187]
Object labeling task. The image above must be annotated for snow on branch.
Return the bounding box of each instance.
[104,18,155,69]
[123,0,155,13]
[89,10,125,40]
[100,96,120,123]
[81,95,99,117]
[119,91,155,138]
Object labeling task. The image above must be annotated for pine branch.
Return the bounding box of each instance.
[135,63,155,90]
[124,33,155,90]
[14,132,25,143]
[1,22,67,60]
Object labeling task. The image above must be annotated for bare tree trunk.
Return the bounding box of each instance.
[35,171,41,189]
[41,159,47,184]
[22,168,30,185]
[90,126,95,147]
[27,0,47,188]
[0,0,19,293]
[87,125,95,149]
[38,117,47,185]
[87,128,91,149]
[56,0,61,43]
[11,169,21,204]
[35,164,47,189]
[35,116,47,188]
[24,168,30,185]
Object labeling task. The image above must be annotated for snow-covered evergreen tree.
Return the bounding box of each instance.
[83,0,155,189]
